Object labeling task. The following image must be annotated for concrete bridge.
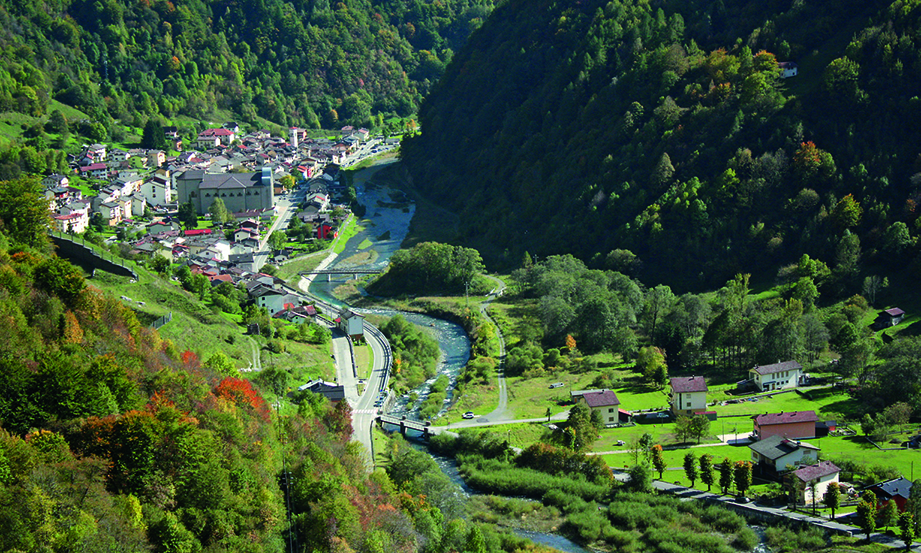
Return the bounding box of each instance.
[377,414,437,439]
[299,268,382,281]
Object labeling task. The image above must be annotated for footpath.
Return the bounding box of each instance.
[632,475,921,550]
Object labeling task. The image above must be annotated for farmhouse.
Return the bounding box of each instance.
[753,410,818,440]
[749,434,820,476]
[297,379,345,402]
[790,461,840,504]
[874,307,905,329]
[778,61,798,78]
[750,360,803,392]
[670,376,708,416]
[579,390,621,426]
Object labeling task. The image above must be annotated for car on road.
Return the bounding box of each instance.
[462,411,475,419]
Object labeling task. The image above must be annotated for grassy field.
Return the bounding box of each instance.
[709,387,860,419]
[87,262,334,380]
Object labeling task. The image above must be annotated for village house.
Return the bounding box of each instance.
[579,390,621,426]
[42,174,69,188]
[750,360,803,392]
[753,411,818,441]
[336,309,365,338]
[79,162,109,179]
[867,477,913,512]
[790,461,840,504]
[670,376,708,416]
[53,212,88,234]
[749,434,820,476]
[196,128,236,149]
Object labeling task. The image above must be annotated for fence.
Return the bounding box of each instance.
[50,231,139,279]
[150,312,173,330]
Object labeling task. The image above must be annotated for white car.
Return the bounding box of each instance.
[462,412,475,419]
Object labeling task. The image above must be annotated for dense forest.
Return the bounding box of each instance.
[403,0,921,291]
[0,0,495,131]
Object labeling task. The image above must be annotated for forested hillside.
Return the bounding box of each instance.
[0,177,529,553]
[0,0,494,131]
[403,0,921,291]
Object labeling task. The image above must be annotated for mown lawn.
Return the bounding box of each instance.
[709,386,860,420]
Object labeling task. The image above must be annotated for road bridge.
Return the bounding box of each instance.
[378,415,436,439]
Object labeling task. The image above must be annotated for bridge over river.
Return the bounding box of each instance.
[299,268,382,281]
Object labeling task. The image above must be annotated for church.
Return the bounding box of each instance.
[176,167,275,215]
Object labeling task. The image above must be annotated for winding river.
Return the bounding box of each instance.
[306,161,772,553]
[307,161,595,553]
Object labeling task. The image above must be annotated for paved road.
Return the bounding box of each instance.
[480,275,509,421]
[651,479,921,550]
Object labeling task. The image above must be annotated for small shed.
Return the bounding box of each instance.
[874,308,905,329]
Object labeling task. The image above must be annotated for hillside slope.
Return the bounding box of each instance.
[0,0,495,131]
[403,0,920,291]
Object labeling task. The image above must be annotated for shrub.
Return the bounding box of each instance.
[732,527,759,550]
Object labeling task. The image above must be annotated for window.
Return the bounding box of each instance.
[686,402,691,407]
[608,408,614,413]
[608,417,615,422]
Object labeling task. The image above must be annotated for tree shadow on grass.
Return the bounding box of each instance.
[820,397,861,419]
[840,434,878,450]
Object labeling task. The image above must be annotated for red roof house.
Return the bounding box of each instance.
[753,411,818,441]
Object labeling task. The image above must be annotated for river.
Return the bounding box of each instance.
[307,161,595,553]
[307,161,773,553]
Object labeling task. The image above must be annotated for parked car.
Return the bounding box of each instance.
[463,411,475,419]
[549,382,564,389]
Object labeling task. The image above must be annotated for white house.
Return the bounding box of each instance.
[749,434,820,474]
[98,202,122,225]
[792,461,840,504]
[140,177,173,207]
[579,390,621,426]
[779,61,798,78]
[53,212,88,234]
[337,309,364,338]
[42,174,69,188]
[750,360,803,392]
[670,376,708,415]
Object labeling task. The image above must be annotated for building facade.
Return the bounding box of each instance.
[176,168,274,215]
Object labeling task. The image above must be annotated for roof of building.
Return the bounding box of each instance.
[868,477,913,500]
[581,390,620,408]
[793,461,840,483]
[754,411,818,426]
[752,360,803,376]
[748,434,820,461]
[198,172,266,190]
[884,307,905,317]
[671,376,708,393]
